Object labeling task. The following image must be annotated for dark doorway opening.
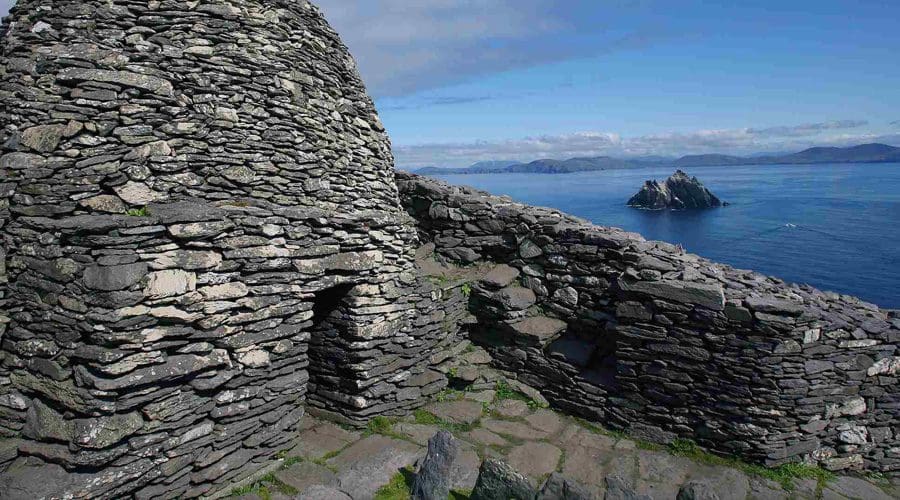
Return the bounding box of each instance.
[312,284,354,326]
[307,283,356,413]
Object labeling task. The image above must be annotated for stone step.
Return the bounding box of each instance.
[509,316,568,347]
[480,264,520,289]
[495,286,537,311]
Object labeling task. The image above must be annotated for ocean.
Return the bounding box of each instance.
[431,162,900,309]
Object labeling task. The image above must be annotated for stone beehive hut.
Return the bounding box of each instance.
[0,1,462,498]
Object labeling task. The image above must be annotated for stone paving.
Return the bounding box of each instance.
[231,390,899,500]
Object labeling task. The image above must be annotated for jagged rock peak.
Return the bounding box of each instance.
[627,170,724,209]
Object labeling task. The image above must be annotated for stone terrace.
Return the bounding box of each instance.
[229,380,900,499]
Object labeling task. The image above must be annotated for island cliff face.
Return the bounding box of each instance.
[628,170,723,209]
[0,1,897,498]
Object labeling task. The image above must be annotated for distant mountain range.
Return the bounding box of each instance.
[413,143,900,175]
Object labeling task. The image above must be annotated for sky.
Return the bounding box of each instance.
[4,0,900,168]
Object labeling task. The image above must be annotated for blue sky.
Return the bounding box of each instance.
[5,1,900,168]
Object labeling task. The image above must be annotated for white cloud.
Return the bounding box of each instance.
[315,0,650,97]
[393,121,891,168]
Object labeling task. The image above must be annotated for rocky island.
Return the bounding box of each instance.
[628,170,724,209]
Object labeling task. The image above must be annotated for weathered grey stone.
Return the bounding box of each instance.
[168,221,235,240]
[823,476,892,500]
[81,351,230,391]
[617,278,725,311]
[79,195,126,213]
[488,400,527,420]
[328,435,423,500]
[677,481,721,500]
[0,462,79,499]
[507,441,562,482]
[73,411,144,449]
[482,264,521,289]
[113,181,165,205]
[83,263,148,291]
[127,142,172,162]
[604,476,652,500]
[483,419,550,441]
[274,462,338,493]
[497,286,537,311]
[199,282,249,300]
[553,286,579,307]
[150,250,222,270]
[412,431,458,500]
[519,239,544,259]
[288,421,361,461]
[296,485,353,500]
[21,124,66,153]
[23,399,73,442]
[744,296,804,316]
[144,269,196,299]
[510,316,567,346]
[471,458,537,500]
[425,400,484,425]
[57,68,174,96]
[536,473,596,500]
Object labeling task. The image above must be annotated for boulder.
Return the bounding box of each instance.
[470,458,537,500]
[412,431,459,500]
[536,473,596,500]
[677,480,721,500]
[604,476,652,500]
[628,170,723,209]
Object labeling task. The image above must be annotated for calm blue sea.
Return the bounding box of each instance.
[433,163,900,309]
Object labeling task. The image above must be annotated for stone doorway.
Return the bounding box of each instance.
[307,283,358,416]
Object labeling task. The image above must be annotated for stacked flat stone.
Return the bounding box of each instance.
[397,171,900,475]
[0,2,461,498]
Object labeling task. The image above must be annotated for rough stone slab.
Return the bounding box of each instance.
[690,466,750,500]
[288,421,361,461]
[823,476,893,500]
[327,435,423,500]
[83,351,229,391]
[295,485,352,500]
[57,68,174,96]
[274,462,338,493]
[21,124,66,153]
[483,419,550,440]
[83,263,148,291]
[424,400,484,425]
[507,441,562,483]
[492,399,531,418]
[525,410,564,435]
[536,473,597,500]
[617,278,725,311]
[744,296,805,316]
[470,458,537,500]
[605,476,651,500]
[481,264,521,289]
[394,422,442,447]
[0,462,79,499]
[462,428,509,448]
[452,442,481,491]
[496,286,538,311]
[510,316,568,346]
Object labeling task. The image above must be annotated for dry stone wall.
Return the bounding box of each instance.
[397,171,900,475]
[0,2,459,498]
